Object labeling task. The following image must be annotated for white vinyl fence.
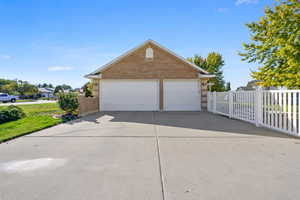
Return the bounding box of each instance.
[208,90,300,137]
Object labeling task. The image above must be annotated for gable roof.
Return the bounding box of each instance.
[85,39,209,78]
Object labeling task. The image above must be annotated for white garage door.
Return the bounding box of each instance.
[100,80,159,111]
[164,80,201,111]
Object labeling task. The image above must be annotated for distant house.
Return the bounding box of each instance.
[38,88,54,98]
[237,80,287,91]
[73,88,83,93]
[63,89,71,93]
[237,80,260,91]
[267,86,287,90]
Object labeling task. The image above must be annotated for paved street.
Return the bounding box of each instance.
[0,100,56,106]
[1,112,299,200]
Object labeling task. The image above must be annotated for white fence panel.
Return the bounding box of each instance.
[232,91,256,123]
[215,92,230,116]
[260,91,300,136]
[207,90,300,137]
[207,92,214,112]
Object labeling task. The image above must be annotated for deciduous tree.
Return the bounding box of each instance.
[82,82,93,97]
[225,82,231,91]
[188,52,226,91]
[239,0,300,88]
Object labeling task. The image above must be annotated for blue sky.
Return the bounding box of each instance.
[0,0,274,89]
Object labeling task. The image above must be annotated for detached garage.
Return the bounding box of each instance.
[84,39,214,111]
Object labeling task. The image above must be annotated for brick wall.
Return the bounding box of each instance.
[200,78,209,110]
[89,42,211,111]
[78,96,99,116]
[101,44,199,79]
[91,79,99,97]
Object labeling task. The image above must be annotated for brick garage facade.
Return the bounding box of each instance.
[84,40,213,113]
[101,44,199,79]
[200,78,209,110]
[78,96,99,116]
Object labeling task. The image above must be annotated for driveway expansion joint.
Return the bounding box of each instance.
[153,112,166,200]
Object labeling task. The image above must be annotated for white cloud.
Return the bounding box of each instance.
[217,7,229,13]
[48,66,74,71]
[236,0,259,6]
[0,55,11,60]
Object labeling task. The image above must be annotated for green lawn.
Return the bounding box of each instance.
[0,103,63,143]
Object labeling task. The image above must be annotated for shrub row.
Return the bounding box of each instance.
[0,106,26,124]
[0,92,79,124]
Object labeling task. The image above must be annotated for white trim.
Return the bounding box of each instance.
[145,47,154,59]
[161,78,199,81]
[199,79,202,111]
[198,74,215,78]
[99,79,101,111]
[148,40,209,74]
[85,74,102,79]
[85,39,209,78]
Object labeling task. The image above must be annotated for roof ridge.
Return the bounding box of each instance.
[85,39,209,78]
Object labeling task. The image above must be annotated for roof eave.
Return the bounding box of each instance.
[147,39,209,74]
[84,74,102,79]
[85,39,209,77]
[198,74,215,78]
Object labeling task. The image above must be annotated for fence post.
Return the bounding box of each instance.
[255,89,262,127]
[207,92,211,112]
[229,91,233,118]
[213,91,217,113]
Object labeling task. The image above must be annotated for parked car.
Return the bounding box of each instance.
[0,93,19,103]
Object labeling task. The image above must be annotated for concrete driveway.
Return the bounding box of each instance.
[1,112,300,200]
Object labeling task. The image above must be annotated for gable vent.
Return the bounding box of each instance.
[145,47,154,60]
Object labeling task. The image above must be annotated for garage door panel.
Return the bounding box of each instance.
[164,80,200,111]
[100,80,159,111]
